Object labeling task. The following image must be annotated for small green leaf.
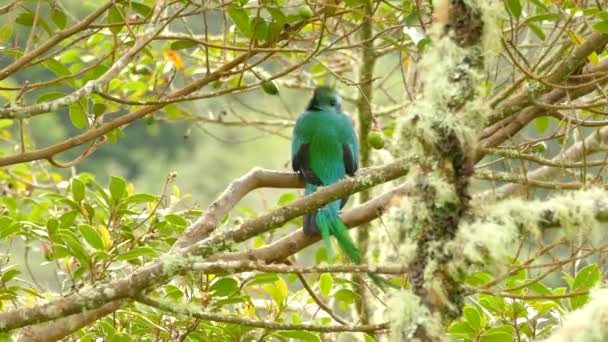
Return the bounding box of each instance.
[69,103,88,129]
[0,25,13,44]
[0,120,12,129]
[572,264,601,290]
[93,103,107,116]
[124,1,152,17]
[480,331,513,342]
[209,277,238,296]
[277,193,296,206]
[526,22,546,40]
[247,273,279,285]
[170,40,198,50]
[115,246,157,261]
[107,6,124,34]
[44,59,71,76]
[164,214,187,226]
[36,92,65,103]
[251,17,268,41]
[16,11,34,26]
[79,224,104,250]
[52,9,67,30]
[448,322,475,337]
[58,230,89,263]
[592,20,608,34]
[83,64,110,83]
[263,278,288,307]
[274,331,321,342]
[334,288,359,304]
[228,7,251,37]
[123,193,158,204]
[463,306,482,333]
[71,178,86,202]
[535,116,549,134]
[109,176,127,200]
[506,0,522,19]
[2,269,20,283]
[319,273,332,297]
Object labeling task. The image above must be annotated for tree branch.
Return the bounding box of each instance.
[135,295,390,333]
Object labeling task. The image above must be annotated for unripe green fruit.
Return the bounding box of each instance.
[299,5,313,19]
[367,131,385,149]
[261,80,279,95]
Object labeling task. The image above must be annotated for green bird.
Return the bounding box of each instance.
[292,86,393,289]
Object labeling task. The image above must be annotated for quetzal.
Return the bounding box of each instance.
[291,86,391,289]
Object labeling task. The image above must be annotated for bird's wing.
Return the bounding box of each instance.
[292,114,323,186]
[343,116,359,176]
[293,143,323,186]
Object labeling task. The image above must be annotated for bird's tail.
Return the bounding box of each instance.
[312,200,397,291]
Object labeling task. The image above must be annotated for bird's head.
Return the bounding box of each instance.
[306,86,342,112]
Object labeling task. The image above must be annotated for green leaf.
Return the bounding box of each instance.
[334,288,359,304]
[107,5,124,34]
[109,176,127,200]
[247,273,279,286]
[506,0,522,19]
[83,64,110,83]
[463,306,482,333]
[263,278,288,307]
[448,322,475,337]
[79,224,104,250]
[115,246,157,261]
[123,193,158,205]
[277,193,296,206]
[266,7,286,25]
[69,103,88,129]
[2,269,20,283]
[0,25,13,44]
[164,284,184,300]
[57,230,89,263]
[319,273,332,297]
[44,59,71,77]
[0,120,12,129]
[16,11,34,26]
[209,277,238,297]
[251,17,268,41]
[274,331,321,342]
[164,214,187,226]
[572,264,601,290]
[123,1,152,17]
[36,92,65,103]
[52,9,67,30]
[71,178,86,202]
[526,22,546,40]
[228,7,251,37]
[592,20,608,34]
[363,333,376,342]
[480,331,513,342]
[535,116,549,134]
[93,103,107,116]
[170,40,198,50]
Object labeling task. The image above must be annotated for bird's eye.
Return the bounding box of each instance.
[330,98,337,106]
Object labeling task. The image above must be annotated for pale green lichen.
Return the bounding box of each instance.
[545,289,608,342]
[450,188,608,266]
[466,0,504,65]
[389,290,433,341]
